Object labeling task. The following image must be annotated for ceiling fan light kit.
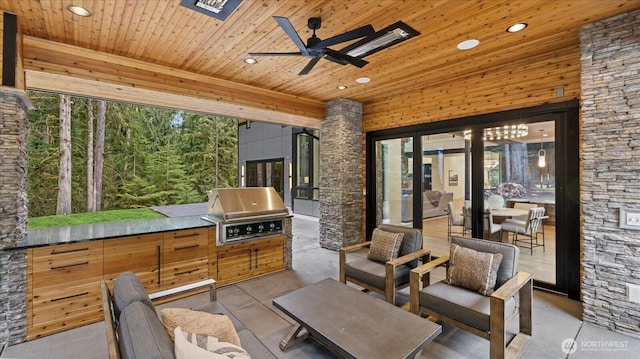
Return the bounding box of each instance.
[249,17,419,75]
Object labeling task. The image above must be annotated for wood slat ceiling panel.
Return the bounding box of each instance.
[1,0,639,116]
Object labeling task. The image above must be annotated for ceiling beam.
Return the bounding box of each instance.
[22,36,325,128]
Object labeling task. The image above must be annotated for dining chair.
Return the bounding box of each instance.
[511,202,537,221]
[500,207,546,254]
[484,209,502,240]
[447,201,464,241]
[463,206,472,236]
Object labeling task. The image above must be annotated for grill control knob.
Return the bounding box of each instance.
[258,224,264,231]
[270,223,275,229]
[233,228,239,234]
[246,225,252,233]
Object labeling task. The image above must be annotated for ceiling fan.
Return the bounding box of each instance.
[249,16,375,75]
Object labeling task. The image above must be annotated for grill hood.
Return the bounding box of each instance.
[207,187,288,221]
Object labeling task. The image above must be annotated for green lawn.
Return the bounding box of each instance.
[27,208,166,229]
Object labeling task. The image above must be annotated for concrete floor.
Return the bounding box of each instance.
[3,214,639,359]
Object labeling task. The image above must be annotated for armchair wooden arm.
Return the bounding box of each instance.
[489,271,533,359]
[339,241,371,284]
[341,241,372,253]
[383,248,431,303]
[409,255,450,314]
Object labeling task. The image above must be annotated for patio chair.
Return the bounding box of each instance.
[501,207,546,254]
[409,236,533,359]
[339,224,430,305]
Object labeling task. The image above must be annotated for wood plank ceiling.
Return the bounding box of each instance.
[1,0,639,126]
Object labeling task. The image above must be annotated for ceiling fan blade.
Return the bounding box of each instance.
[311,24,375,50]
[248,52,303,56]
[299,55,323,75]
[324,54,348,65]
[324,48,369,68]
[273,16,310,56]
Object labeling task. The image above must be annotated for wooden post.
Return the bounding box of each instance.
[1,11,24,90]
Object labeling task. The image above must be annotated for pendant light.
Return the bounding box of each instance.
[538,129,546,168]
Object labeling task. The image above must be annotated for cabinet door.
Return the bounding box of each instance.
[28,241,103,339]
[253,236,285,275]
[104,233,163,292]
[217,236,285,286]
[216,242,254,285]
[162,228,209,288]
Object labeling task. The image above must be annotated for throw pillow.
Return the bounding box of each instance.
[446,243,503,296]
[161,308,241,347]
[174,326,251,359]
[367,228,404,263]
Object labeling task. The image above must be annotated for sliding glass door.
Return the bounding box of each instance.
[374,137,413,226]
[366,102,579,297]
[482,121,556,284]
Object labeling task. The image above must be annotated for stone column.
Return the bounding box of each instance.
[319,99,362,250]
[580,9,640,339]
[0,87,32,346]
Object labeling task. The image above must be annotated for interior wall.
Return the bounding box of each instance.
[580,9,640,339]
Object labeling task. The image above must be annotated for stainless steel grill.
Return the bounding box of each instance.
[202,187,288,243]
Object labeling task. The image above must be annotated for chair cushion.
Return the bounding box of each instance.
[344,258,412,290]
[451,236,519,288]
[501,220,528,234]
[446,243,503,295]
[160,308,241,347]
[174,327,250,359]
[112,271,155,320]
[367,228,404,263]
[378,224,423,268]
[118,301,175,359]
[420,281,516,332]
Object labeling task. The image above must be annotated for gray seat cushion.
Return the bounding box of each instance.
[113,271,155,319]
[344,258,412,290]
[420,281,516,332]
[237,330,277,359]
[118,301,175,359]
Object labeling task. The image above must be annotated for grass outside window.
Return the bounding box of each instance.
[28,208,166,230]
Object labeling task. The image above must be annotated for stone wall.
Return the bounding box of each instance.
[580,9,640,339]
[319,99,362,250]
[0,88,31,346]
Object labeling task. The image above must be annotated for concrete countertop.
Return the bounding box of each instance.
[5,215,214,250]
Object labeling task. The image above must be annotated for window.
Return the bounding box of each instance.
[294,130,319,200]
[246,159,284,199]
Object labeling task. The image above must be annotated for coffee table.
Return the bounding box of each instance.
[273,278,441,359]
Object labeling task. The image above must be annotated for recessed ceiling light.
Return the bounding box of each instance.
[66,4,92,17]
[336,85,348,90]
[506,23,528,33]
[356,77,371,84]
[243,58,257,64]
[457,39,480,50]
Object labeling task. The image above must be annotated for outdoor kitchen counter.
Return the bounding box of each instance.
[5,215,214,250]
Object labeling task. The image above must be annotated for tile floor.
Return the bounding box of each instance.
[3,214,639,359]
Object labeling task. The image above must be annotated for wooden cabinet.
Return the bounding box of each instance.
[162,228,209,288]
[25,224,286,339]
[104,233,163,292]
[217,236,285,286]
[27,241,103,339]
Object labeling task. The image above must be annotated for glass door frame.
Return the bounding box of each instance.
[366,100,580,299]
